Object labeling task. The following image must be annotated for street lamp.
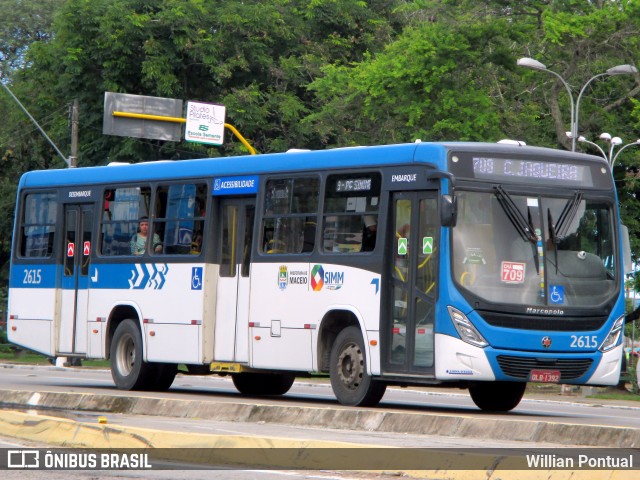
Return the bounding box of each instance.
[577,133,640,166]
[577,135,607,161]
[611,139,640,166]
[517,57,638,152]
[598,133,623,165]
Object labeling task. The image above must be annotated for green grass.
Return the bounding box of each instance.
[0,351,51,365]
[586,390,640,402]
[0,350,109,368]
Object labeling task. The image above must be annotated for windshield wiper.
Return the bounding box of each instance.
[494,185,539,274]
[547,192,582,274]
[494,186,537,243]
[553,192,583,240]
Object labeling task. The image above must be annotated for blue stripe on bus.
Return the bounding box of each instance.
[10,263,171,290]
[9,264,57,288]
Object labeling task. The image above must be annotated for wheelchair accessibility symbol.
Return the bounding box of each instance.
[191,267,203,290]
[549,285,565,304]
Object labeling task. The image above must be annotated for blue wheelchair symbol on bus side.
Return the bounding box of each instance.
[191,267,203,290]
[549,285,564,304]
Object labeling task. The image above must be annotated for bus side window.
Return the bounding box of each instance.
[322,173,381,254]
[19,193,57,259]
[99,186,151,256]
[301,220,316,253]
[154,183,207,255]
[261,177,319,254]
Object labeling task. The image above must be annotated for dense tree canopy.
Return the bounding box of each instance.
[2,0,640,296]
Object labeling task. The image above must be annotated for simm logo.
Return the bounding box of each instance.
[311,265,344,291]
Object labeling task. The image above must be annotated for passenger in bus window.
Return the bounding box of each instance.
[361,215,377,252]
[191,231,203,254]
[130,217,162,255]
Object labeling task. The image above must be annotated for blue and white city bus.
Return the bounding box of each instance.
[7,141,630,411]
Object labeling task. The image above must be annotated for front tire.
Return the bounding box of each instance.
[469,381,526,412]
[110,319,155,390]
[330,326,386,406]
[232,372,296,396]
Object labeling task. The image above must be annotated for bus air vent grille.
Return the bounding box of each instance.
[496,355,593,380]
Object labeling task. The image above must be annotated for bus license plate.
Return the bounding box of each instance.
[529,369,561,383]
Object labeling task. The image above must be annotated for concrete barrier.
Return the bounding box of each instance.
[0,408,637,480]
[1,388,639,448]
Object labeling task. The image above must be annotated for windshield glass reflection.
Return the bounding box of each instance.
[452,190,616,307]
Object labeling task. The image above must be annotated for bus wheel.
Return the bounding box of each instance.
[232,372,295,395]
[330,326,386,407]
[110,319,155,390]
[469,381,526,412]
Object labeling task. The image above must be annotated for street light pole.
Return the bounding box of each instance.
[517,58,638,152]
[517,58,576,151]
[574,64,638,152]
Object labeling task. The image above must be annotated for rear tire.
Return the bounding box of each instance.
[232,372,296,396]
[330,326,386,406]
[110,319,155,390]
[148,363,177,391]
[469,381,526,412]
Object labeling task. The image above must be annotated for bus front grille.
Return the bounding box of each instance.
[478,311,608,332]
[496,355,593,380]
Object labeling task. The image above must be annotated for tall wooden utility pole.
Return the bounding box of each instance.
[69,98,79,168]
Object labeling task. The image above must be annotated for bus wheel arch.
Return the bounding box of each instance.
[317,309,360,373]
[106,305,143,360]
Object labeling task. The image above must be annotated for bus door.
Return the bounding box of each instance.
[214,197,255,362]
[384,192,439,375]
[58,204,94,355]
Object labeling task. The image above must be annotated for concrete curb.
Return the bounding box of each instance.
[1,388,639,448]
[0,409,635,479]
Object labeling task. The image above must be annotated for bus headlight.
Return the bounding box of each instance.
[448,306,488,348]
[599,315,624,353]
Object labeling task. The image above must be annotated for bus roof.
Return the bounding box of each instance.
[18,141,606,189]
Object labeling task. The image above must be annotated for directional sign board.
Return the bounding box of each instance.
[103,92,183,141]
[185,102,226,145]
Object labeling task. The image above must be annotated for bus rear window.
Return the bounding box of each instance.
[19,193,58,258]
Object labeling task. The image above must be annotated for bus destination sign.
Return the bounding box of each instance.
[335,178,372,192]
[471,157,592,185]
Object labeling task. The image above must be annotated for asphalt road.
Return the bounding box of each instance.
[1,363,639,430]
[1,363,639,479]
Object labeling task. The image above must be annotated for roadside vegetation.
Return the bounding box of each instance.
[2,1,640,397]
[3,1,640,297]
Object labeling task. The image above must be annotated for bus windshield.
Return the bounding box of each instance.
[452,189,617,308]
